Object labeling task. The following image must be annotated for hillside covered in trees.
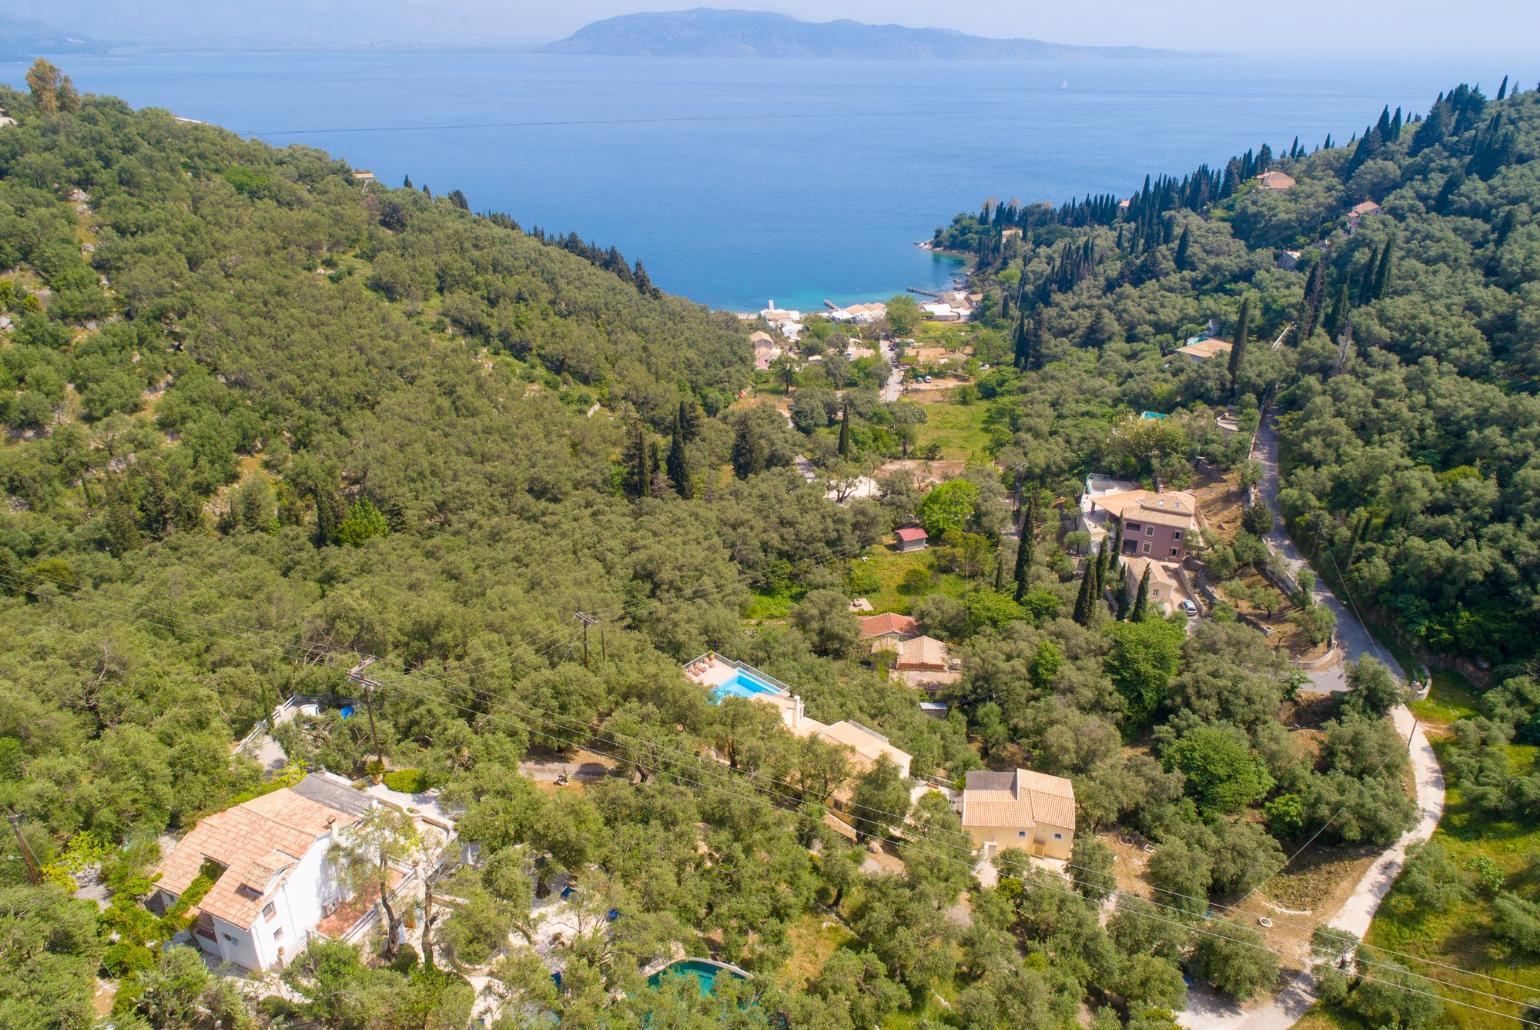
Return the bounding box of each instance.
[936,80,1540,670]
[0,63,1534,1030]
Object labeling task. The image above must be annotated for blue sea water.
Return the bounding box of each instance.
[1,50,1494,310]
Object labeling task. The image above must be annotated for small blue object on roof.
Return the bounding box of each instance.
[606,908,620,922]
[339,705,354,719]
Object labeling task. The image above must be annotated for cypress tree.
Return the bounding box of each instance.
[1228,295,1251,396]
[1174,226,1192,271]
[312,482,345,547]
[1012,495,1036,603]
[1132,567,1151,621]
[1497,75,1509,101]
[1011,314,1030,370]
[667,414,692,499]
[1298,259,1327,341]
[838,402,851,457]
[1108,515,1124,576]
[1372,239,1395,299]
[730,415,767,479]
[1072,560,1097,626]
[1325,281,1351,340]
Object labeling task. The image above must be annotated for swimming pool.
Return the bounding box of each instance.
[709,669,785,703]
[647,959,748,996]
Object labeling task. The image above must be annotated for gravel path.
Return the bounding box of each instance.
[1177,418,1445,1029]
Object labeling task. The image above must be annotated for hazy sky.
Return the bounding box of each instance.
[11,1,1540,62]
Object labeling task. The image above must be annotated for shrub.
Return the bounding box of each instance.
[383,768,429,794]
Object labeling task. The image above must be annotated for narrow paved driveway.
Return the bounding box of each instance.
[879,339,903,402]
[1253,418,1404,690]
[1176,419,1444,1029]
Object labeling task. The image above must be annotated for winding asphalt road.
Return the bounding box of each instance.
[1176,417,1444,1030]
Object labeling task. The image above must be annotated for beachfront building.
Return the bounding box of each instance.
[830,302,887,324]
[683,653,913,778]
[760,302,805,341]
[959,768,1076,860]
[894,527,928,552]
[150,773,391,971]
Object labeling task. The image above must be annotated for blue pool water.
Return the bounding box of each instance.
[647,959,747,996]
[709,669,784,703]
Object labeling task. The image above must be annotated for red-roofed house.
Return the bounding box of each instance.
[859,612,920,642]
[151,773,385,971]
[894,527,928,552]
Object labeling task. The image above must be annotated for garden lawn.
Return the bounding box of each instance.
[857,545,970,614]
[912,400,995,462]
[1355,737,1540,1027]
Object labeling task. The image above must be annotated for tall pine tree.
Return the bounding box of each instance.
[838,402,851,457]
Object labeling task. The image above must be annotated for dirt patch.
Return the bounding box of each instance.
[1101,831,1156,899]
[1192,468,1246,544]
[906,378,968,398]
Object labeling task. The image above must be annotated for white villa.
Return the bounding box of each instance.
[151,773,399,971]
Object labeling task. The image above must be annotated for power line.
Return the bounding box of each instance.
[6,556,1529,1010]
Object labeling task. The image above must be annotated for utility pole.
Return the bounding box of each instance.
[6,809,41,886]
[575,612,599,669]
[348,656,385,773]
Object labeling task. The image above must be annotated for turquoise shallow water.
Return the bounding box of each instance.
[2,51,1490,310]
[648,958,747,995]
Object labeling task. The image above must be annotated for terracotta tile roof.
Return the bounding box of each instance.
[961,768,1076,833]
[157,778,367,930]
[1093,489,1199,529]
[814,720,910,775]
[859,612,919,639]
[1175,337,1234,360]
[1256,170,1296,190]
[894,635,949,670]
[1350,200,1382,216]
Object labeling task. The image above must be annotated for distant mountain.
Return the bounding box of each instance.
[541,9,1193,60]
[0,14,101,61]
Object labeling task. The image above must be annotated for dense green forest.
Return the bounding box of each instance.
[0,62,1534,1029]
[937,82,1540,669]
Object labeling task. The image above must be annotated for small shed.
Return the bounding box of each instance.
[894,527,929,552]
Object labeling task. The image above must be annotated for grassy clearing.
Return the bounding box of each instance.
[857,545,970,614]
[912,400,995,462]
[1409,670,1482,732]
[742,589,795,621]
[1352,736,1540,1027]
[912,321,973,348]
[776,914,853,989]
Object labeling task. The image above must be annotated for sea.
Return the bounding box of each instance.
[0,50,1499,312]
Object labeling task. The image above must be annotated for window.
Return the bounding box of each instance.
[273,927,283,942]
[262,903,276,920]
[1173,530,1182,540]
[1171,548,1180,558]
[1017,830,1027,838]
[1053,833,1063,840]
[1125,522,1141,534]
[1145,526,1155,536]
[222,933,237,945]
[1141,543,1151,554]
